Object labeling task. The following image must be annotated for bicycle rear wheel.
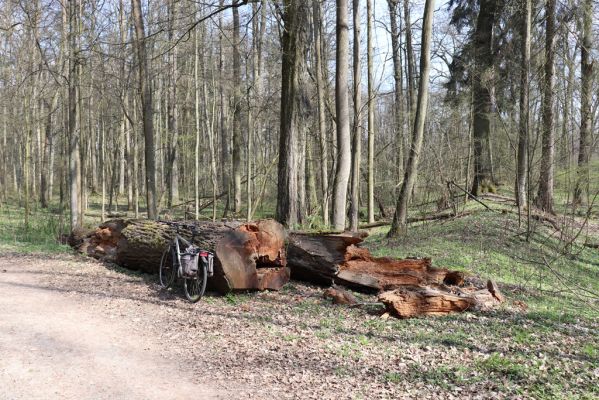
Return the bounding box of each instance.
[183,262,207,303]
[159,245,177,289]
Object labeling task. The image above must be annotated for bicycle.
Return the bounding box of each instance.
[158,221,214,302]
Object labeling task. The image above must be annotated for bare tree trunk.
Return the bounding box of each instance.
[349,0,362,232]
[516,0,531,211]
[167,0,179,208]
[573,0,593,205]
[131,0,157,219]
[312,0,330,226]
[332,0,351,231]
[232,6,242,214]
[403,0,415,121]
[68,0,81,229]
[388,0,434,237]
[471,0,497,196]
[276,0,308,227]
[388,0,404,180]
[535,0,556,213]
[366,0,375,223]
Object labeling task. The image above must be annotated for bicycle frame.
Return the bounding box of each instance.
[172,234,192,278]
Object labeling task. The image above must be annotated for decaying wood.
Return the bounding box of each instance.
[287,232,362,285]
[289,231,502,318]
[75,221,504,318]
[288,232,463,292]
[74,218,288,293]
[323,286,358,305]
[378,280,503,318]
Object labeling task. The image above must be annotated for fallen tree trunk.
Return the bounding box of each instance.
[74,218,288,293]
[288,232,463,292]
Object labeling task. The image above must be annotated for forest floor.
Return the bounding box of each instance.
[0,201,598,399]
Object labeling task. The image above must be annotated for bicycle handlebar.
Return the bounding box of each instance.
[158,220,199,233]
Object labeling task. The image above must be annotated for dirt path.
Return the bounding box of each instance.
[0,257,231,400]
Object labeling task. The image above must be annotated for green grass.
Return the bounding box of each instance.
[0,204,70,254]
[365,206,599,321]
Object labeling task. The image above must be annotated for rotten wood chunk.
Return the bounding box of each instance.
[288,232,463,292]
[323,286,358,305]
[287,232,362,285]
[378,280,504,319]
[73,218,288,294]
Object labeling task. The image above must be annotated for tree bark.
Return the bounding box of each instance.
[312,0,330,227]
[68,0,81,229]
[573,0,593,205]
[276,0,308,227]
[131,0,157,219]
[388,0,434,236]
[471,0,497,196]
[332,0,351,231]
[535,0,556,213]
[349,0,362,232]
[515,0,531,211]
[388,0,404,181]
[167,0,179,208]
[232,5,242,214]
[366,0,375,224]
[403,0,415,121]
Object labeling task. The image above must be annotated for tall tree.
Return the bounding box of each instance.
[573,0,593,205]
[131,0,157,219]
[471,0,498,195]
[535,0,556,213]
[388,0,404,178]
[349,0,362,232]
[332,0,351,231]
[312,0,330,226]
[516,0,531,210]
[388,0,435,236]
[167,0,179,207]
[366,0,375,224]
[276,0,308,226]
[67,0,81,229]
[232,5,242,214]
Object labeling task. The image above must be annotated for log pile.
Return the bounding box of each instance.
[74,218,288,293]
[73,220,504,317]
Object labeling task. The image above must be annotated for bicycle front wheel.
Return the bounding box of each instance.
[183,262,207,303]
[159,245,177,289]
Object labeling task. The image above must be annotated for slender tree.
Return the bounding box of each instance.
[349,0,362,232]
[573,0,593,205]
[471,0,498,195]
[366,0,375,224]
[516,0,531,211]
[68,0,81,229]
[535,0,556,213]
[312,0,330,226]
[232,5,242,214]
[332,0,351,231]
[131,0,157,219]
[388,0,435,236]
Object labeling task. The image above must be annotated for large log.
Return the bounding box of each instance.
[75,218,288,293]
[287,232,463,292]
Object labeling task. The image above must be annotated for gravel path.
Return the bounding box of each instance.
[0,255,235,400]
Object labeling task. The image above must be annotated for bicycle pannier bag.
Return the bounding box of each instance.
[181,245,200,277]
[200,251,214,277]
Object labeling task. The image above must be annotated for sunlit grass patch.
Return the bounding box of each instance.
[0,204,70,254]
